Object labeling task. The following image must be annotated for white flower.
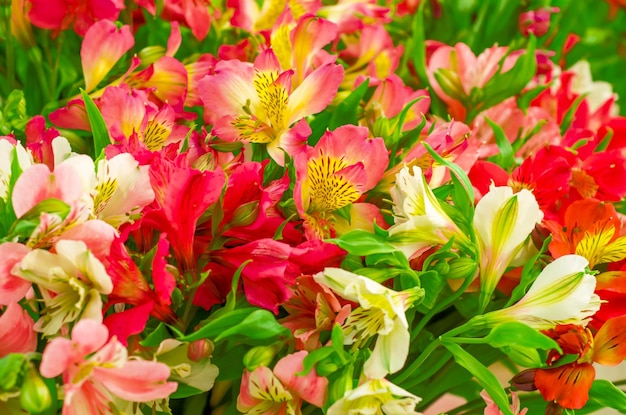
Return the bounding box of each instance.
[314,268,422,379]
[474,186,543,312]
[478,254,601,329]
[14,239,113,336]
[388,165,468,259]
[0,140,32,200]
[327,378,422,415]
[92,153,154,227]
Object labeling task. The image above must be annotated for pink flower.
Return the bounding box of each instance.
[518,7,559,37]
[81,20,134,93]
[28,0,124,36]
[481,390,528,415]
[0,303,37,357]
[40,319,177,415]
[237,351,328,414]
[294,125,388,239]
[0,242,31,305]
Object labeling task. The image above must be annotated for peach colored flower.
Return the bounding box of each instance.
[40,319,177,415]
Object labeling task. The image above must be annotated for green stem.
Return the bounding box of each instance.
[0,3,15,91]
[393,336,441,385]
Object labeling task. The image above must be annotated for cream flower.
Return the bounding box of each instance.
[14,239,113,336]
[314,268,423,379]
[327,378,422,415]
[388,165,469,259]
[92,153,154,227]
[476,254,601,330]
[0,139,32,200]
[474,185,543,312]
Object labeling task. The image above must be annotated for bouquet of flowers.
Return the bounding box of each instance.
[2,0,626,414]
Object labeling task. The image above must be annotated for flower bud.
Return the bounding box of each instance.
[138,46,166,66]
[19,364,52,413]
[446,257,477,280]
[243,344,280,371]
[187,339,214,362]
[518,7,559,37]
[228,201,259,229]
[510,368,537,392]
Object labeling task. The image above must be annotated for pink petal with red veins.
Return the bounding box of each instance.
[274,351,328,407]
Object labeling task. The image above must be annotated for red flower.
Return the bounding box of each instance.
[515,316,626,411]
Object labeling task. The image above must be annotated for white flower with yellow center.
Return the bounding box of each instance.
[91,153,154,227]
[314,268,423,379]
[388,165,469,259]
[475,254,601,330]
[474,185,543,312]
[14,239,113,336]
[327,378,422,415]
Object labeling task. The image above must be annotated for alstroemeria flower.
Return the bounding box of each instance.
[0,138,32,201]
[0,242,31,305]
[280,275,352,351]
[481,390,527,415]
[545,198,626,268]
[237,351,328,414]
[28,0,124,36]
[388,165,470,260]
[477,255,601,330]
[326,378,422,415]
[81,20,134,93]
[91,153,155,227]
[314,268,423,378]
[294,125,388,240]
[14,239,113,336]
[199,48,344,165]
[474,185,543,312]
[0,303,37,357]
[40,319,177,415]
[513,314,626,411]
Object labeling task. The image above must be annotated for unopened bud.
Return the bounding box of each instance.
[19,364,52,413]
[228,201,259,229]
[446,257,477,280]
[315,359,339,376]
[433,260,450,275]
[510,368,537,392]
[187,339,214,362]
[243,344,280,371]
[138,46,166,66]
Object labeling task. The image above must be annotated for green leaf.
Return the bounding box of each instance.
[589,379,626,413]
[80,89,111,158]
[484,322,560,351]
[485,117,514,169]
[475,37,538,120]
[329,229,398,256]
[179,307,258,342]
[170,383,203,399]
[213,309,289,343]
[442,342,514,415]
[423,142,475,211]
[139,323,171,347]
[328,79,370,130]
[0,353,27,390]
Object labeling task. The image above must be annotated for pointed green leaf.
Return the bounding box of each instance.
[80,89,111,158]
[442,342,514,415]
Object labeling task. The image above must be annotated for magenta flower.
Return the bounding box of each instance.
[40,319,177,415]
